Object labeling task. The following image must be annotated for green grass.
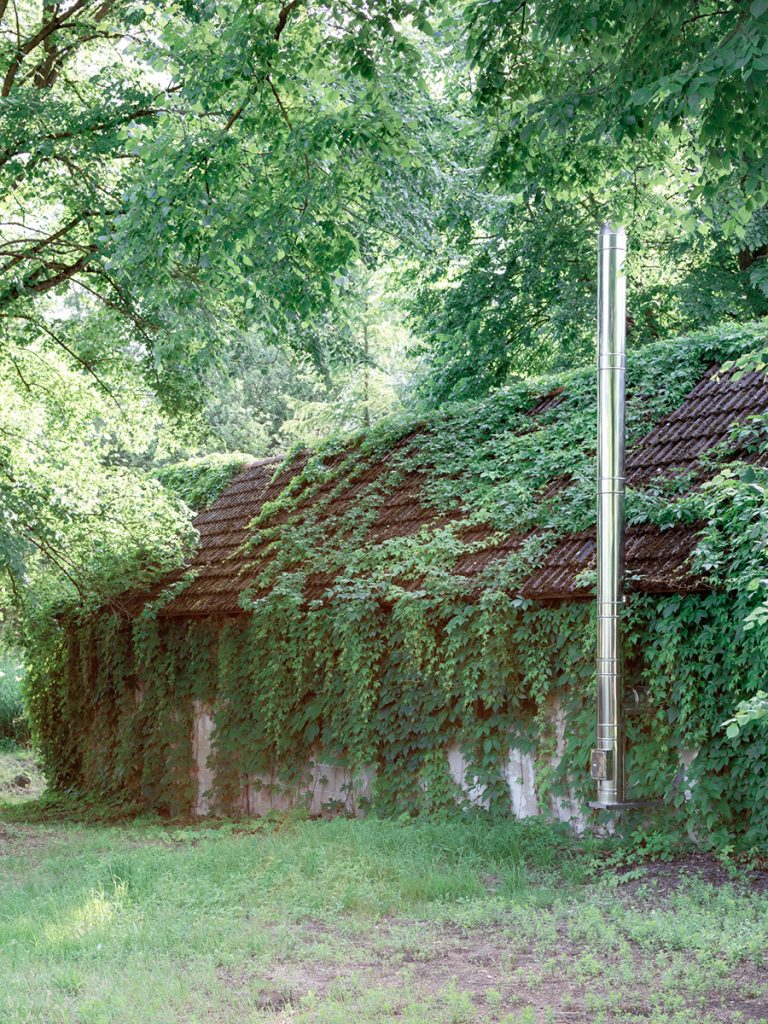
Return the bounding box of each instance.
[0,808,766,1023]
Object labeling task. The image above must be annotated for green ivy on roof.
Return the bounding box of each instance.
[140,322,768,618]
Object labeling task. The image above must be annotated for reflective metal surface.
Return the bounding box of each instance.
[593,222,626,805]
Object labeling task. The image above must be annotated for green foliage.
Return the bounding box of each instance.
[722,691,768,739]
[0,646,26,743]
[465,0,768,237]
[404,1,768,402]
[0,0,441,407]
[624,593,768,852]
[0,345,200,615]
[155,453,253,512]
[406,185,768,402]
[25,324,768,852]
[8,0,765,421]
[200,269,419,456]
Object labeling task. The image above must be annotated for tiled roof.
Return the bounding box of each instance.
[151,365,768,617]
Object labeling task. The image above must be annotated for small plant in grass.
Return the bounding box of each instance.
[485,988,503,1013]
[506,1009,537,1024]
[607,825,688,868]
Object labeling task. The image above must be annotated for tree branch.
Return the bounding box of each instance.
[3,311,123,410]
[0,214,86,276]
[0,104,160,170]
[2,0,92,96]
[0,247,96,308]
[78,267,155,339]
[25,532,86,597]
[223,0,302,134]
[274,0,301,41]
[267,75,310,182]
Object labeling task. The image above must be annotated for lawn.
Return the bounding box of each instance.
[1,759,767,1024]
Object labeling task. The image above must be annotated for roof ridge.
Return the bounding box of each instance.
[245,455,285,466]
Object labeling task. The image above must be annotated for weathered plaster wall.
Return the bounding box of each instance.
[190,696,587,828]
[191,702,373,818]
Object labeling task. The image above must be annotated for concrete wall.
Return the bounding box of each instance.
[190,695,588,828]
[191,701,373,818]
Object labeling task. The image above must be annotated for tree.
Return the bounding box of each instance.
[0,334,196,613]
[467,0,768,248]
[403,1,768,402]
[0,0,438,403]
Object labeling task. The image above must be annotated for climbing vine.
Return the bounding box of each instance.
[23,324,768,851]
[155,454,254,512]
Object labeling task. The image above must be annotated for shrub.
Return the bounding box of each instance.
[0,648,28,743]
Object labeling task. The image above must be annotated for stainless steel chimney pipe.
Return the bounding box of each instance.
[591,222,627,807]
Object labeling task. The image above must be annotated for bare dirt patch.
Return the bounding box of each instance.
[0,821,80,879]
[613,852,768,903]
[219,914,768,1022]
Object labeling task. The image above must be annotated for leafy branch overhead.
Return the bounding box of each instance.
[0,0,439,399]
[405,1,768,401]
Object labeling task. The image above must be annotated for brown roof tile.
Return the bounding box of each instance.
[154,365,768,617]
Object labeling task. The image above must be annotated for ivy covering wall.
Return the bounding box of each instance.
[26,324,768,851]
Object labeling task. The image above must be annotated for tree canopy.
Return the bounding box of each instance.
[405,0,768,400]
[0,1,438,399]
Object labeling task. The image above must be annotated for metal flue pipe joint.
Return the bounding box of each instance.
[591,223,627,808]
